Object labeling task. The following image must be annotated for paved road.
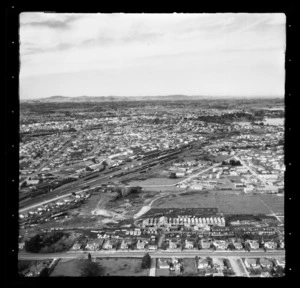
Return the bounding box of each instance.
[18,250,285,260]
[235,156,266,185]
[177,153,241,185]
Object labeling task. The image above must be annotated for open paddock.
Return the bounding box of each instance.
[153,193,283,215]
[95,257,149,276]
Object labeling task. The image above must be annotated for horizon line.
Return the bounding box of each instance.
[20,94,285,100]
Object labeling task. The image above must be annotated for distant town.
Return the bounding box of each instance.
[18,97,285,277]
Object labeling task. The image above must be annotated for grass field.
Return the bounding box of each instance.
[155,268,171,276]
[153,193,284,215]
[128,177,182,186]
[182,258,198,276]
[50,259,83,277]
[95,257,149,276]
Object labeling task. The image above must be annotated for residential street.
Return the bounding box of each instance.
[18,249,285,261]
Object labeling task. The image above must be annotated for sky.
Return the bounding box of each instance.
[19,13,286,99]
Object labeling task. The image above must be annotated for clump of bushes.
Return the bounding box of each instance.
[24,231,74,253]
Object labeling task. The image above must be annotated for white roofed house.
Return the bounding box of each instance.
[244,258,259,269]
[85,240,101,251]
[120,240,129,250]
[275,258,285,268]
[198,258,209,269]
[136,239,147,250]
[184,239,194,249]
[71,242,82,251]
[264,241,277,250]
[248,240,259,250]
[213,240,227,250]
[169,240,177,250]
[158,258,171,269]
[102,239,113,250]
[259,258,273,268]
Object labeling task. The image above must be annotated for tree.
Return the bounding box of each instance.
[141,253,151,269]
[20,181,27,189]
[25,234,43,253]
[79,260,104,277]
[180,265,184,274]
[169,172,177,179]
[39,267,49,277]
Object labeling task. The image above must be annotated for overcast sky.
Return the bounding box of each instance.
[19,13,286,99]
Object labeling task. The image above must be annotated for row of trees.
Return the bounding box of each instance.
[222,159,242,166]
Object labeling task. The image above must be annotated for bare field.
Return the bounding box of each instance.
[154,193,284,215]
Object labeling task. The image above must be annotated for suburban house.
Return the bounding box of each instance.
[18,242,25,250]
[71,242,82,251]
[148,244,157,250]
[102,240,113,250]
[264,241,277,249]
[244,258,258,268]
[185,239,194,249]
[158,258,170,269]
[169,241,178,250]
[175,172,186,177]
[120,240,128,250]
[198,258,209,269]
[275,258,285,268]
[85,239,104,251]
[260,271,271,277]
[213,240,227,250]
[248,240,259,250]
[233,241,243,250]
[213,268,224,277]
[136,239,147,250]
[200,239,211,249]
[259,258,273,268]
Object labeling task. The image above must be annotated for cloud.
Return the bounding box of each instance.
[20,13,80,30]
[20,12,286,95]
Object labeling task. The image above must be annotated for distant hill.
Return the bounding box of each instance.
[20,95,283,103]
[20,95,208,103]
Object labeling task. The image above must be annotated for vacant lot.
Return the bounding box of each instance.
[50,259,83,277]
[155,268,171,276]
[154,193,284,215]
[182,258,198,276]
[95,257,149,276]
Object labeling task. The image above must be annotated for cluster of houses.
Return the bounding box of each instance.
[244,257,285,277]
[157,257,230,277]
